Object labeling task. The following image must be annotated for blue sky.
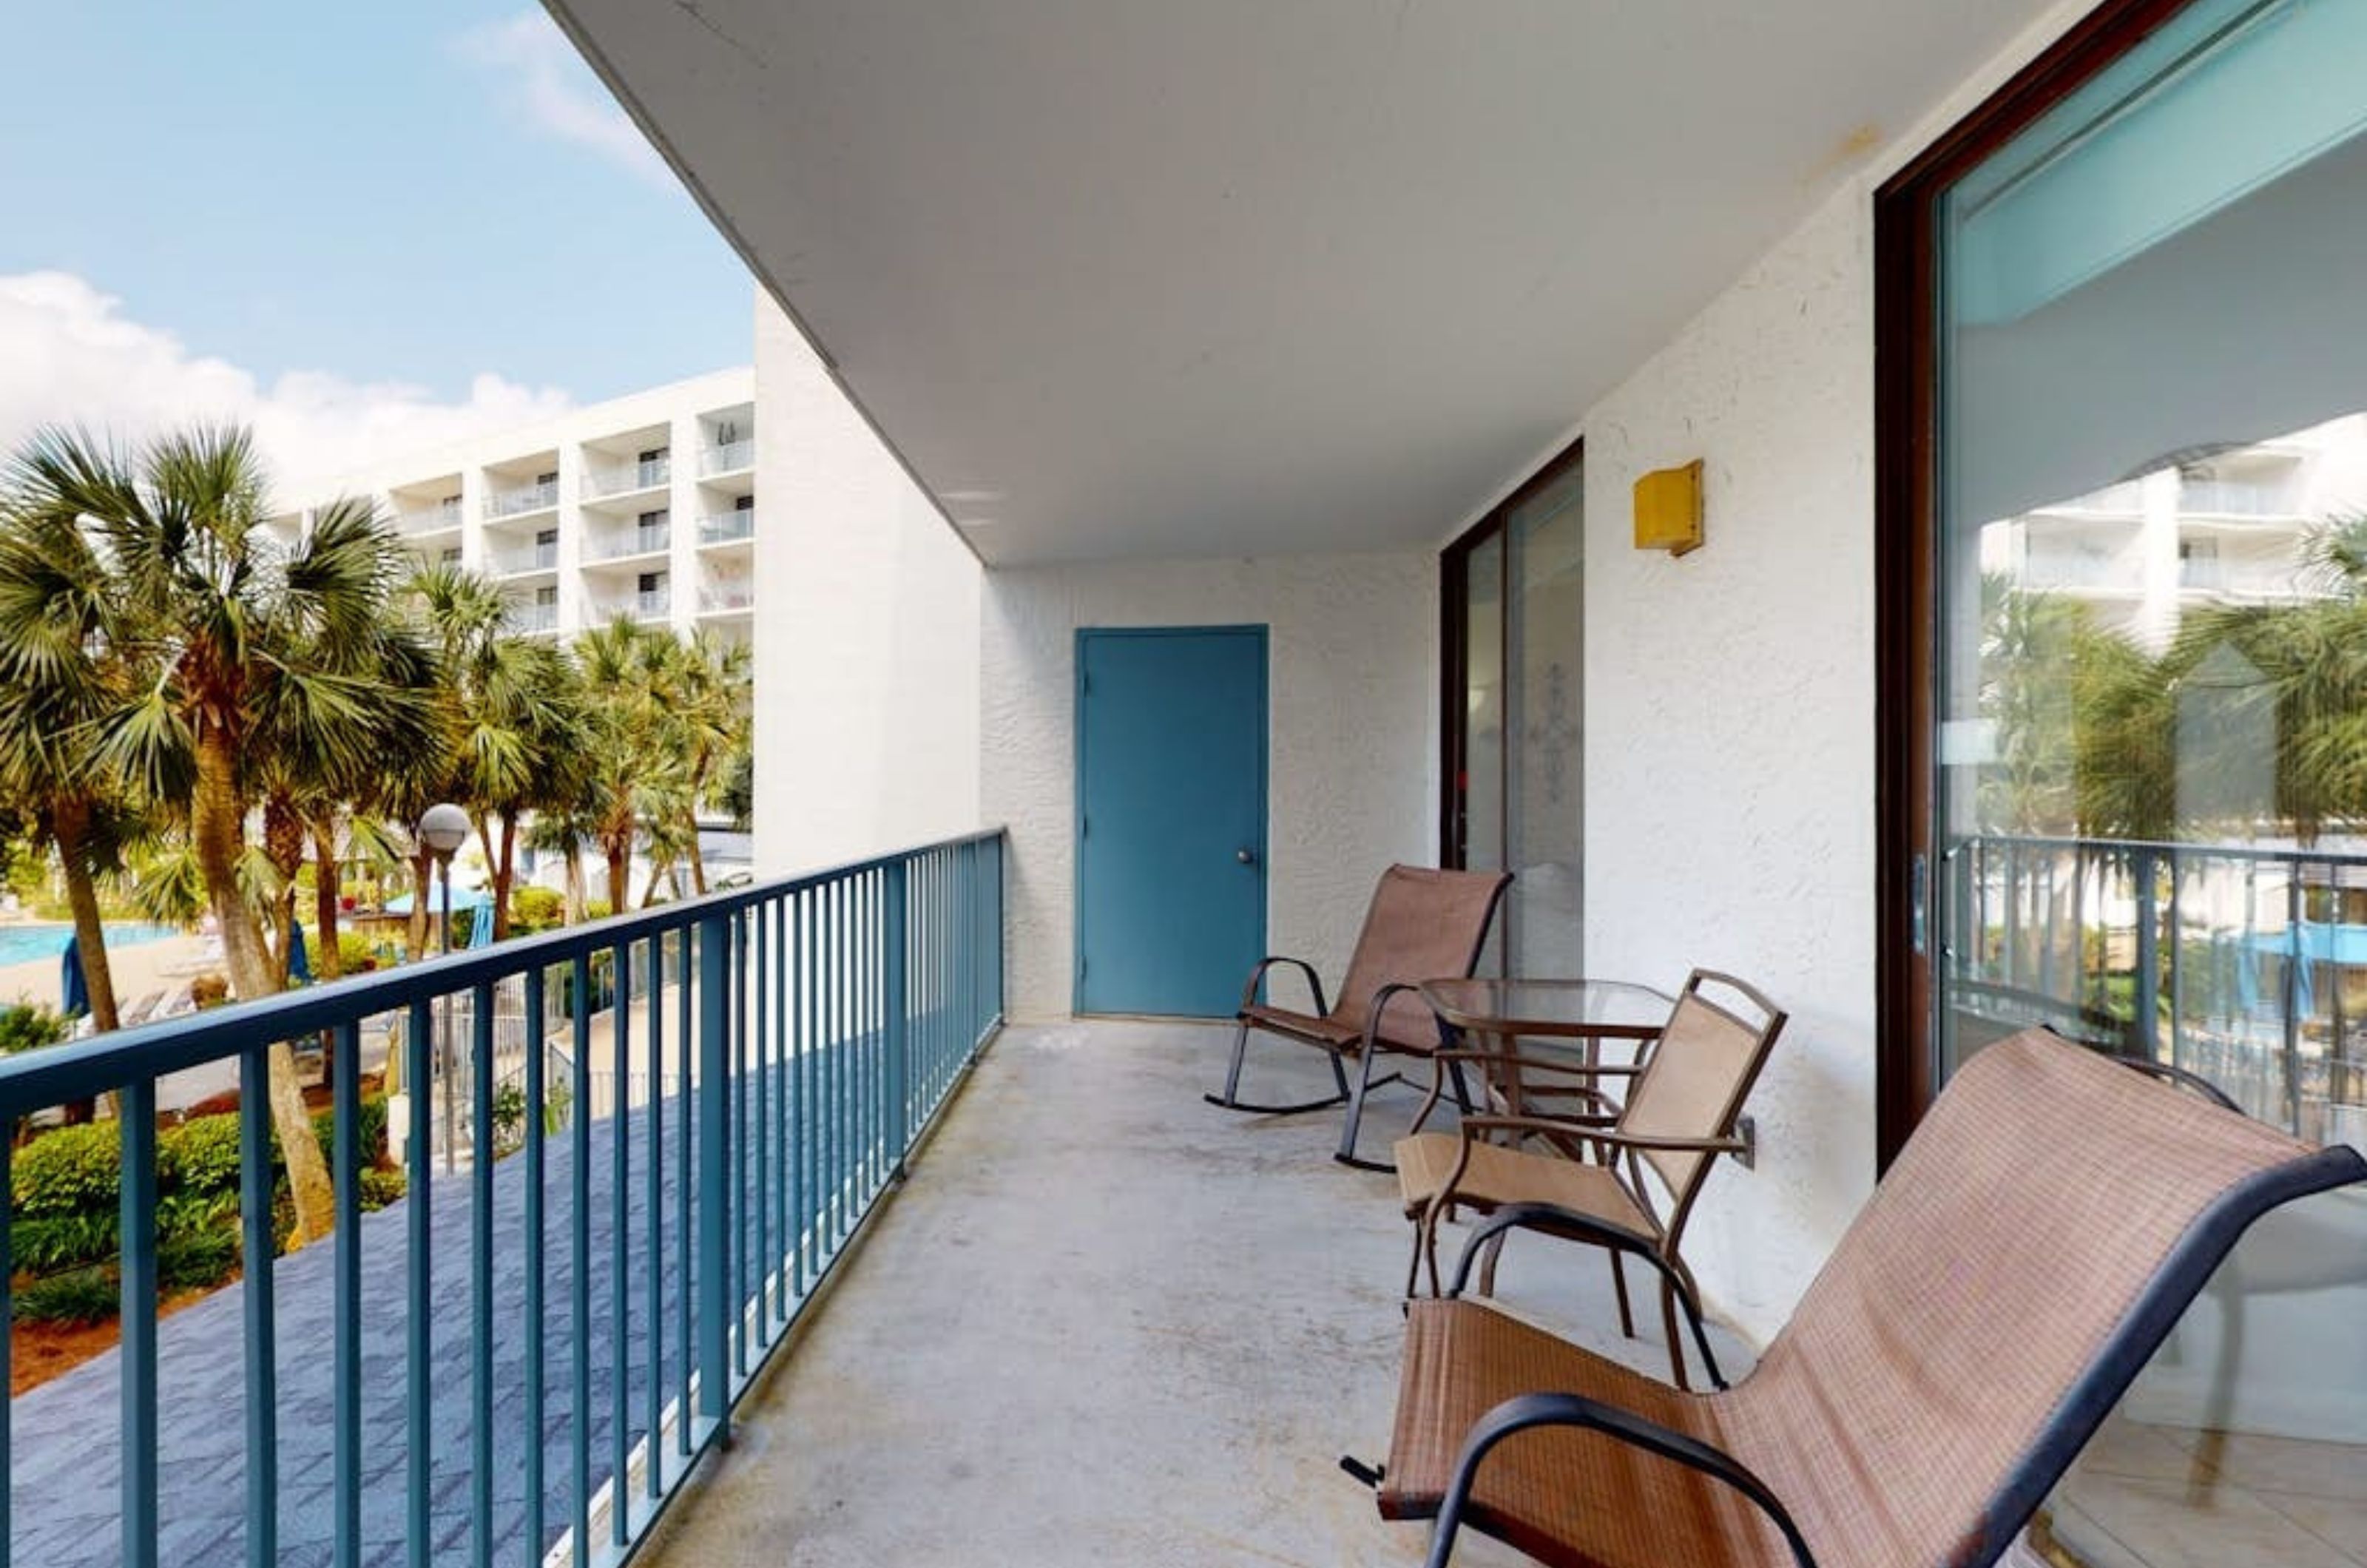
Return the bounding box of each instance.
[0,2,752,483]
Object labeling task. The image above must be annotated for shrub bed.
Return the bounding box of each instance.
[9,1098,399,1312]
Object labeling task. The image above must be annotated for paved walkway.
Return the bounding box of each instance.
[10,1043,865,1568]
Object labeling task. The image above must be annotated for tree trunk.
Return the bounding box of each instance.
[493,817,517,942]
[50,800,115,1124]
[640,857,667,909]
[194,729,336,1248]
[564,845,586,925]
[311,817,344,1094]
[606,840,629,916]
[311,820,344,980]
[408,847,434,957]
[51,802,120,1033]
[686,817,708,896]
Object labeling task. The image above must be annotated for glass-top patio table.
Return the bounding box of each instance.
[1417,977,1675,1126]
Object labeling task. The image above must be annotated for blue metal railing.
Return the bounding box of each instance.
[0,828,1004,1568]
[1944,832,2366,1138]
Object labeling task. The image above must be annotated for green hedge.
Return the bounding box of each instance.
[9,1101,401,1317]
[0,1002,73,1057]
[11,1098,391,1220]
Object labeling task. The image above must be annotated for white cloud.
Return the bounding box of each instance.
[0,271,575,494]
[454,12,672,186]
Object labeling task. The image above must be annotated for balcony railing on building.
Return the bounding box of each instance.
[0,831,1006,1568]
[495,541,561,576]
[584,458,672,499]
[2180,479,2299,518]
[699,439,754,476]
[591,587,672,621]
[1947,832,2367,1145]
[698,511,755,546]
[504,601,560,635]
[698,584,754,615]
[2177,555,2295,597]
[590,524,672,562]
[487,480,560,518]
[395,499,465,534]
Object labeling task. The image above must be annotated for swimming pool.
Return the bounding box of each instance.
[0,922,183,968]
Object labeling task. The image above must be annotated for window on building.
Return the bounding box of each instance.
[1441,438,1583,977]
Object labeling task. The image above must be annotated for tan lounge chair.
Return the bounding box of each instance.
[1397,970,1786,1389]
[1356,1028,2367,1568]
[1206,864,1511,1169]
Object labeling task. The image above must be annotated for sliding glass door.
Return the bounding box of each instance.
[1906,0,2367,1138]
[1883,4,2367,1560]
[1444,439,1584,976]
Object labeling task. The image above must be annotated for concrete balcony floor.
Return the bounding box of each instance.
[634,1018,1750,1567]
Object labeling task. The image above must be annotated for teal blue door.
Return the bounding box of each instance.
[1076,626,1267,1016]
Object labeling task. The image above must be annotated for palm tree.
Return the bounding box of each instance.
[0,458,148,1044]
[408,566,590,939]
[8,424,436,1246]
[573,616,690,913]
[2159,519,2367,845]
[665,629,752,896]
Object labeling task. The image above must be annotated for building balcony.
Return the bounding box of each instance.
[7,823,2362,1567]
[699,439,754,477]
[394,499,465,535]
[588,586,672,621]
[504,602,559,636]
[697,583,754,615]
[698,510,755,546]
[486,480,561,519]
[587,524,673,563]
[2180,479,2302,520]
[584,458,672,499]
[492,542,561,576]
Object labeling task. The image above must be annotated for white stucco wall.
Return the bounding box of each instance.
[752,296,983,874]
[980,553,1436,1021]
[1576,189,1879,1341]
[1566,0,2103,1343]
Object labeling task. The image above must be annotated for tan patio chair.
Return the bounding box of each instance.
[1396,970,1785,1389]
[1353,1028,2367,1568]
[1205,864,1511,1169]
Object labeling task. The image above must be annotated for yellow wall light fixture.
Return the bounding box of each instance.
[1633,460,1704,557]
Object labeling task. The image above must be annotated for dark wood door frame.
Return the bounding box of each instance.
[1873,0,2199,1166]
[1439,436,1584,871]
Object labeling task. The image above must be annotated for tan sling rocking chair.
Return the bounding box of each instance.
[1205,864,1511,1169]
[1353,1028,2367,1568]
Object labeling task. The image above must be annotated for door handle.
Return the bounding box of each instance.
[1237,848,1257,866]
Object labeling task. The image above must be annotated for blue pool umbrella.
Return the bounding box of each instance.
[2290,922,2315,1021]
[288,921,312,984]
[468,898,494,950]
[382,885,493,915]
[59,933,89,1018]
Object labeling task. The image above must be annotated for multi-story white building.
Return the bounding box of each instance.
[1983,412,2367,649]
[271,368,757,647]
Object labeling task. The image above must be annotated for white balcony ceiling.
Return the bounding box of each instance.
[549,0,2050,565]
